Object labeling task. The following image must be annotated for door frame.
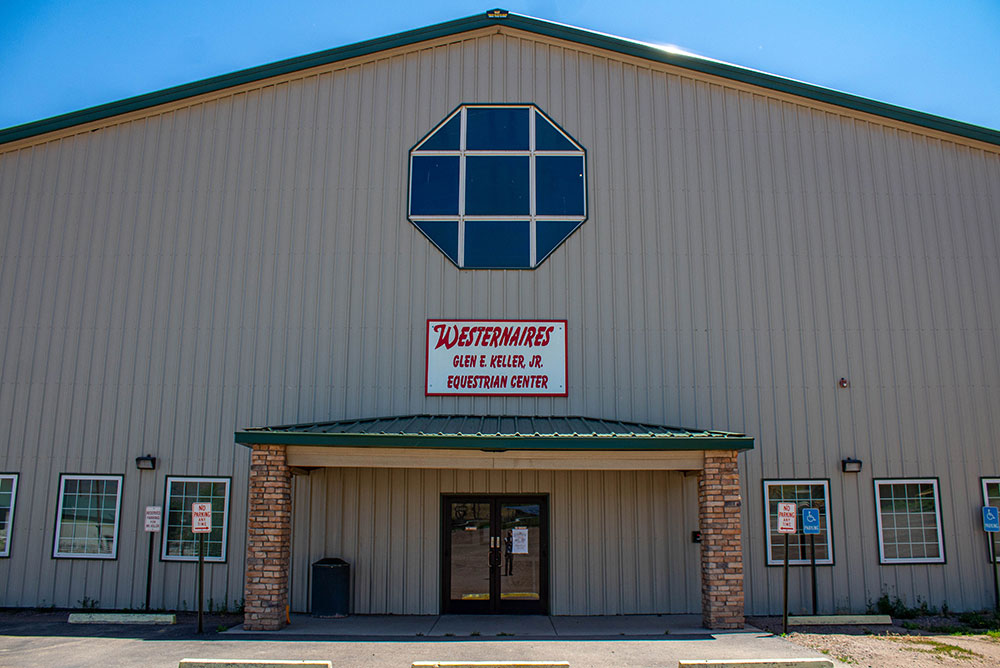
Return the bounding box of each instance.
[440,494,550,614]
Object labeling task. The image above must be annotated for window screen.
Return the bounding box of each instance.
[763,480,833,565]
[874,479,944,564]
[53,474,123,559]
[162,477,230,562]
[409,104,587,268]
[0,474,17,557]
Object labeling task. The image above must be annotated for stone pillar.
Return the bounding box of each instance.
[243,443,291,631]
[699,450,745,629]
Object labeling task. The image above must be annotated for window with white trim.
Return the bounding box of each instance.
[408,104,587,269]
[53,474,123,559]
[162,477,230,562]
[763,480,833,565]
[983,478,1000,563]
[0,474,18,557]
[874,478,944,564]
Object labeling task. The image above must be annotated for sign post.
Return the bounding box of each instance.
[802,507,821,616]
[143,506,162,611]
[984,506,1000,612]
[192,502,212,634]
[777,502,797,634]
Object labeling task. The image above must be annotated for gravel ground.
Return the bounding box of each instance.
[749,616,1000,668]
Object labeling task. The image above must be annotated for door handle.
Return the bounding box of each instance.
[488,536,500,567]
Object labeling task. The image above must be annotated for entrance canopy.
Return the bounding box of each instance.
[235,415,753,471]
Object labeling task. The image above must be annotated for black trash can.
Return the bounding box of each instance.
[311,558,350,617]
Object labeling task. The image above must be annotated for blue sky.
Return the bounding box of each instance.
[1,1,998,132]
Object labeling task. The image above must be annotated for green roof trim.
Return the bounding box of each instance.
[234,414,754,451]
[2,10,999,148]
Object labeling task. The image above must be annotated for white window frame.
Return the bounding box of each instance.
[0,473,18,558]
[53,474,123,559]
[409,104,587,268]
[161,476,231,563]
[982,478,1000,563]
[763,480,834,566]
[874,478,945,564]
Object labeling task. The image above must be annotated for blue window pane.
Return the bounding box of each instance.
[413,221,459,265]
[535,116,577,151]
[465,156,530,215]
[535,156,585,216]
[410,156,459,215]
[464,221,530,268]
[536,220,582,262]
[418,114,461,151]
[466,107,529,150]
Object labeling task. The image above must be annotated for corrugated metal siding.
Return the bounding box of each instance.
[289,467,700,614]
[1,29,999,613]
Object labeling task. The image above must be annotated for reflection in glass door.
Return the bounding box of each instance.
[500,502,542,606]
[442,495,548,614]
[446,501,492,610]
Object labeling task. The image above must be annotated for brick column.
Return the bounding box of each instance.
[243,443,291,631]
[699,450,745,629]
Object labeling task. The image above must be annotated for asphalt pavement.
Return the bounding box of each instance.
[0,610,839,668]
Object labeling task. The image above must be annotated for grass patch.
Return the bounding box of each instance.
[818,647,857,664]
[891,636,980,659]
[958,610,1000,630]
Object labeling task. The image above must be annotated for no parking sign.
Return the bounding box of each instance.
[192,502,212,533]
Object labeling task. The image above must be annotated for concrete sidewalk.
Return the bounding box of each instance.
[223,614,716,638]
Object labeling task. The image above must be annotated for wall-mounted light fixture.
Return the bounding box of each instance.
[838,378,850,389]
[841,457,862,473]
[135,455,156,471]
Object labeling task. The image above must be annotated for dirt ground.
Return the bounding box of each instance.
[749,616,1000,668]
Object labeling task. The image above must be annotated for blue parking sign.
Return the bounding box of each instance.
[802,507,821,535]
[984,506,1000,533]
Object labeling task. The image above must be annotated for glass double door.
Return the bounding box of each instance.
[442,495,548,614]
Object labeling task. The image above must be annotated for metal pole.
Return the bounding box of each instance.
[197,533,205,634]
[810,533,817,616]
[145,531,154,611]
[992,534,999,613]
[782,532,789,635]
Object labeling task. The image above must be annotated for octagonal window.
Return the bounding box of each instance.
[408,104,587,269]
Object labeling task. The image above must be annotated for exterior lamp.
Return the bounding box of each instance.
[841,457,862,473]
[135,455,157,471]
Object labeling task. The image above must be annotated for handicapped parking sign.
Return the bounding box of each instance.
[984,506,1000,533]
[802,507,821,535]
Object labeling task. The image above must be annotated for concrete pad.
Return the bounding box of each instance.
[68,612,176,625]
[223,614,438,636]
[678,660,834,668]
[180,662,332,668]
[788,614,892,626]
[549,615,672,637]
[428,615,556,637]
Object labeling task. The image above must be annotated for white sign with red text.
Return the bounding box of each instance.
[426,320,567,396]
[777,502,797,534]
[144,506,162,532]
[192,502,212,533]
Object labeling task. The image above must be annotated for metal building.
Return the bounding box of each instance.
[1,11,999,629]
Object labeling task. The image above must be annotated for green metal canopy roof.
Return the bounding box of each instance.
[235,414,753,451]
[2,10,999,148]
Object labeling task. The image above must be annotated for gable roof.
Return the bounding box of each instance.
[2,9,998,148]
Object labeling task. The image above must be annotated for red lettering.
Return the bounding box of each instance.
[522,327,536,346]
[433,324,459,350]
